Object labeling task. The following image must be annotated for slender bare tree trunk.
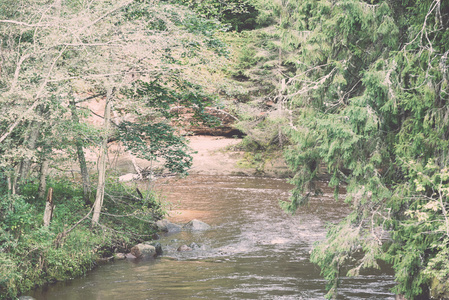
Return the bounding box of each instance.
[70,101,91,204]
[18,120,40,183]
[43,187,54,227]
[37,159,49,200]
[92,88,113,226]
[7,172,15,195]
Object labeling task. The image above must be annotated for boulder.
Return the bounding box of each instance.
[144,241,163,256]
[177,244,193,252]
[156,219,182,233]
[113,253,126,260]
[189,242,201,250]
[130,243,157,259]
[96,256,113,264]
[125,253,137,259]
[182,219,211,231]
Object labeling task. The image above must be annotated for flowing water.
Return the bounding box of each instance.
[27,175,396,299]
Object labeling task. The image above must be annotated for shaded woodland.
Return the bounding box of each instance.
[1,0,449,299]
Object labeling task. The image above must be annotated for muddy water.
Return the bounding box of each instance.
[28,175,396,299]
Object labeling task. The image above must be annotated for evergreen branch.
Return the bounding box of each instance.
[286,68,337,99]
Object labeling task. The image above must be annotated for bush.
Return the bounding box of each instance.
[0,175,166,299]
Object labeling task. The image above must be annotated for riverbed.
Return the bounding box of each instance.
[27,175,396,299]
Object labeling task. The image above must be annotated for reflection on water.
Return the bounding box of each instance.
[27,176,396,299]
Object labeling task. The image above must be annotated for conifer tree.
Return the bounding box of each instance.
[260,0,449,298]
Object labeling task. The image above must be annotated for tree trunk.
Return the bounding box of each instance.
[37,159,49,200]
[7,172,16,195]
[18,120,40,184]
[43,187,54,227]
[91,89,113,226]
[70,101,91,205]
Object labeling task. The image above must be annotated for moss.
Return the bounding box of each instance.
[430,277,449,300]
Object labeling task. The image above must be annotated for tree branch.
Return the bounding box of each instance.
[0,47,66,144]
[0,20,48,27]
[10,54,31,93]
[77,0,134,34]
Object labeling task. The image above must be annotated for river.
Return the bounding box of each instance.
[26,175,396,299]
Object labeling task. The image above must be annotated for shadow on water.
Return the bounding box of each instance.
[27,175,396,300]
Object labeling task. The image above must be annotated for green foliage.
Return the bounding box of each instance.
[0,0,230,298]
[120,121,193,174]
[262,0,449,298]
[118,78,222,175]
[101,177,165,237]
[0,194,36,242]
[0,176,165,299]
[172,0,260,31]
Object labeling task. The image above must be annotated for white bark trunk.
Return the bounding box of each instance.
[43,187,54,227]
[91,88,113,226]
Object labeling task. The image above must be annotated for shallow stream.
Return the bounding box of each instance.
[27,175,396,299]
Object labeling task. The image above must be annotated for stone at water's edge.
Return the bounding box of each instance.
[130,244,157,259]
[177,245,193,252]
[144,241,163,256]
[189,242,201,250]
[182,219,211,231]
[113,253,126,260]
[156,219,182,233]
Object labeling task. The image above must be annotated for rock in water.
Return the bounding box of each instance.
[189,242,201,250]
[182,219,211,231]
[130,244,157,259]
[113,253,126,260]
[144,241,163,256]
[156,219,182,233]
[177,244,193,252]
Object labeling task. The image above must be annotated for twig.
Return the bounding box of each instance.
[0,20,49,27]
[0,46,67,144]
[54,206,94,248]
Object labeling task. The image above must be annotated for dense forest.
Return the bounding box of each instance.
[1,0,449,299]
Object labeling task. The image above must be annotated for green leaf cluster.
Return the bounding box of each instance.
[0,0,230,297]
[171,0,260,31]
[264,0,449,298]
[0,177,165,299]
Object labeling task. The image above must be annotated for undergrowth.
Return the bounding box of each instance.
[0,176,164,299]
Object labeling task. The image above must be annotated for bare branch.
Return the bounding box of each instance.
[0,20,49,27]
[9,53,31,93]
[77,0,134,34]
[0,47,67,144]
[74,93,106,104]
[61,43,121,47]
